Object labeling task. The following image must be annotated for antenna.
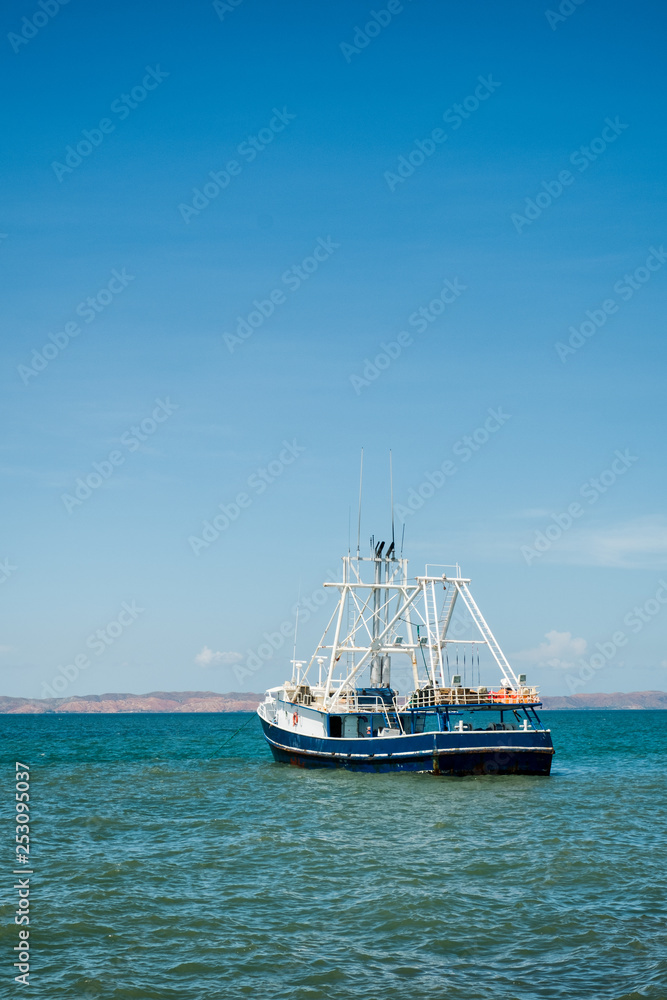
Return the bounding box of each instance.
[389,449,395,554]
[356,448,363,558]
[400,522,406,559]
[291,586,301,682]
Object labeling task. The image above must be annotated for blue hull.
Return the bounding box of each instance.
[259,718,554,776]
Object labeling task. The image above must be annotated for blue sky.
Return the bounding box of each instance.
[1,0,666,700]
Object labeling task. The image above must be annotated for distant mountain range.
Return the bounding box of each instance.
[540,691,667,710]
[0,691,261,714]
[1,690,667,713]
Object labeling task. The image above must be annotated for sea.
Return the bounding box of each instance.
[2,710,666,1000]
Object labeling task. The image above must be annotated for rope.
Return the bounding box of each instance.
[209,712,258,758]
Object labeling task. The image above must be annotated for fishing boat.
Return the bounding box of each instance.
[257,535,554,776]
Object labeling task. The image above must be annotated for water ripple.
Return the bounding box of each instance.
[2,710,666,999]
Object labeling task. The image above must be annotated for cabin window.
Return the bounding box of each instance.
[329,716,342,738]
[411,713,440,733]
[448,709,522,731]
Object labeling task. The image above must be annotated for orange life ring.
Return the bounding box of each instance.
[292,712,298,726]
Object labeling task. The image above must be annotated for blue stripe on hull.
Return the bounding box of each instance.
[259,719,554,776]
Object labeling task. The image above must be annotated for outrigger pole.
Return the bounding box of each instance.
[356,448,363,560]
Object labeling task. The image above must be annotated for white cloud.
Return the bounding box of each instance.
[194,646,243,668]
[529,516,667,569]
[515,630,588,670]
[453,515,667,569]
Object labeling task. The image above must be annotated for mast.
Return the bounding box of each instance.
[356,449,363,560]
[370,539,384,685]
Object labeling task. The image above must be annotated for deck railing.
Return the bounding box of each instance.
[278,685,540,714]
[333,693,399,715]
[404,686,540,708]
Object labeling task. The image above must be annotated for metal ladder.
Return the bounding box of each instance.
[421,581,441,685]
[439,584,458,644]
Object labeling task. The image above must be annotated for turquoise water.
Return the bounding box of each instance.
[2,710,666,999]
